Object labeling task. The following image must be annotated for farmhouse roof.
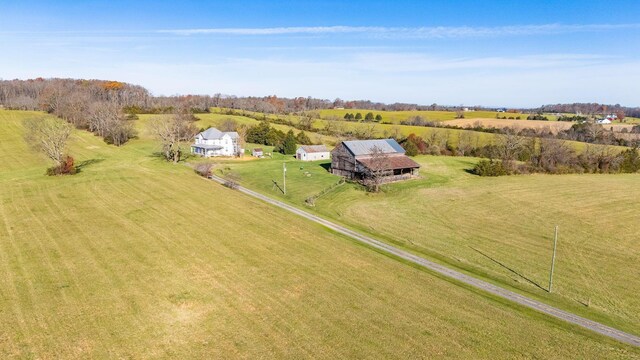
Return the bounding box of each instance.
[299,145,329,153]
[358,155,421,170]
[253,148,263,152]
[198,127,238,140]
[341,139,405,156]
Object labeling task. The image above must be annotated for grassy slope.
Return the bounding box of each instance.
[222,154,640,336]
[137,113,338,147]
[1,110,639,358]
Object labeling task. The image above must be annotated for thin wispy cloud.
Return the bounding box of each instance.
[159,23,640,38]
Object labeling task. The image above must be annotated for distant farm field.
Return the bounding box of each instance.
[224,154,640,337]
[444,118,638,134]
[4,109,639,357]
[319,109,515,122]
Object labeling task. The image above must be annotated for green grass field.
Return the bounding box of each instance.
[221,154,640,337]
[1,110,639,358]
[318,109,563,122]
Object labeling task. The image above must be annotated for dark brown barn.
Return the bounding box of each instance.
[331,139,420,183]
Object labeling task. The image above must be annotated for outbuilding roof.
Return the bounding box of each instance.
[298,145,329,153]
[341,139,405,156]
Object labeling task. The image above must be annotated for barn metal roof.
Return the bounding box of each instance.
[358,154,421,170]
[342,139,405,156]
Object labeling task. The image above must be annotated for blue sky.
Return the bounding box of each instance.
[1,0,639,107]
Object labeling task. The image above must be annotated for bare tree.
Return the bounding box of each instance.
[220,118,238,132]
[497,132,527,171]
[87,101,136,146]
[236,125,248,157]
[365,145,391,192]
[87,101,120,137]
[193,161,216,177]
[534,138,575,173]
[148,113,197,163]
[457,131,475,156]
[353,124,377,139]
[23,117,73,166]
[389,126,402,140]
[299,115,315,130]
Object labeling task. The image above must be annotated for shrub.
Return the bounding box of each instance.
[223,173,241,189]
[472,159,508,176]
[194,162,215,177]
[46,156,77,176]
[620,147,640,173]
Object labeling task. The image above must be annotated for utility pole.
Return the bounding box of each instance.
[549,225,559,293]
[283,162,287,195]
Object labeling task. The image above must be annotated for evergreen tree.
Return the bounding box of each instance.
[296,131,312,145]
[246,121,271,144]
[403,140,419,156]
[282,130,297,155]
[365,112,374,121]
[620,147,640,173]
[355,112,363,120]
[375,114,383,121]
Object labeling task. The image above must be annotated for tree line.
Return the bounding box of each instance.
[397,131,640,175]
[343,112,383,122]
[245,121,313,155]
[537,103,636,119]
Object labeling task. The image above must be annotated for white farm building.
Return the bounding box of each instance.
[191,128,243,157]
[296,145,330,161]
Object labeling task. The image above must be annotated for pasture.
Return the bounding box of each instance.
[3,109,639,357]
[444,118,638,134]
[319,109,512,122]
[318,109,564,123]
[223,154,640,336]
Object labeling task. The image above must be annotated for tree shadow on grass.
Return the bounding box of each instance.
[75,158,105,173]
[148,151,166,159]
[319,162,331,172]
[469,246,549,292]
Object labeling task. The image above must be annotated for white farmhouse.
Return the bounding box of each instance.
[296,145,330,161]
[191,128,243,157]
[596,118,612,125]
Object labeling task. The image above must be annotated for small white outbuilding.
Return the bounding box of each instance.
[296,145,330,161]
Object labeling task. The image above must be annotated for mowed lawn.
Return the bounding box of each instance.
[223,154,640,337]
[0,110,638,358]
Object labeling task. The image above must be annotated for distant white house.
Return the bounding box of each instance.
[191,128,243,157]
[596,118,612,125]
[296,145,330,161]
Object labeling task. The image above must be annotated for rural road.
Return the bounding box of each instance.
[209,175,640,348]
